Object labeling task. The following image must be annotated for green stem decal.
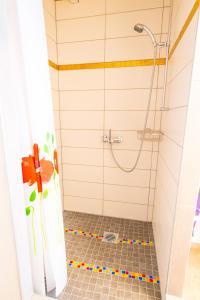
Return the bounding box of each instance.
[26,205,37,255]
[39,192,47,250]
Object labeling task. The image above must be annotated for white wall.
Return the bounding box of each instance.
[55,0,171,220]
[153,0,200,298]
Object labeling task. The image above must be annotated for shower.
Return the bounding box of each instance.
[134,24,157,47]
[105,23,167,173]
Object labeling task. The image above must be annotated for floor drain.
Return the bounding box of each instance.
[102,232,119,244]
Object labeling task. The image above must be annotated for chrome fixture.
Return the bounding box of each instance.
[103,129,123,144]
[108,23,168,173]
[134,24,157,47]
[137,128,163,141]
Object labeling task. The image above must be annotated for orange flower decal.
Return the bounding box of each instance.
[22,156,37,186]
[21,143,58,192]
[40,158,54,183]
[54,150,59,174]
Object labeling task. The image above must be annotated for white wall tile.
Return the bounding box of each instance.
[60,111,104,130]
[162,107,188,146]
[57,16,105,43]
[62,147,103,166]
[164,0,172,6]
[104,167,150,187]
[52,0,172,222]
[60,90,104,110]
[168,14,198,82]
[59,69,104,90]
[44,11,56,41]
[56,0,105,20]
[103,130,153,151]
[63,180,103,199]
[166,62,193,108]
[105,35,162,62]
[54,110,60,129]
[63,164,103,183]
[52,90,59,110]
[58,40,105,64]
[106,8,163,39]
[104,201,148,221]
[64,195,102,215]
[55,129,61,147]
[46,36,57,62]
[104,110,156,130]
[159,135,183,183]
[147,205,154,221]
[43,0,55,17]
[105,89,163,111]
[106,0,163,14]
[49,67,58,90]
[150,170,156,188]
[149,189,155,205]
[105,66,160,90]
[104,149,152,169]
[61,130,103,148]
[162,7,171,34]
[104,184,149,205]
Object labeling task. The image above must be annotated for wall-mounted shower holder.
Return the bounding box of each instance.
[103,129,123,144]
[137,128,163,141]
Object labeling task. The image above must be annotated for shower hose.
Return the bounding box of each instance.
[110,46,157,173]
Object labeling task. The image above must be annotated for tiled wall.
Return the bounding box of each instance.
[55,0,171,221]
[153,0,199,297]
[43,0,63,198]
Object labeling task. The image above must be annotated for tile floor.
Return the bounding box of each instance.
[59,211,161,300]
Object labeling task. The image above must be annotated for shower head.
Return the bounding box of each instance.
[134,24,144,33]
[134,23,157,47]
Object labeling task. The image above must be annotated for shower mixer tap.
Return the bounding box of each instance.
[103,129,123,144]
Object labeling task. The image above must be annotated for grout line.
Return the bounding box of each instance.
[58,87,162,91]
[163,133,183,148]
[165,105,188,111]
[62,161,152,170]
[57,33,165,45]
[62,145,158,152]
[64,196,152,207]
[57,109,163,112]
[158,152,180,185]
[63,178,155,190]
[56,6,170,22]
[56,32,167,44]
[60,128,162,132]
[167,58,194,85]
[151,0,167,223]
[102,0,106,216]
[63,179,150,189]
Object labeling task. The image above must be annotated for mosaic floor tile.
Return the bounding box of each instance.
[59,211,161,300]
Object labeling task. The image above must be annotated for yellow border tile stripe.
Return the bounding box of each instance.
[169,0,200,59]
[48,59,59,70]
[48,58,166,71]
